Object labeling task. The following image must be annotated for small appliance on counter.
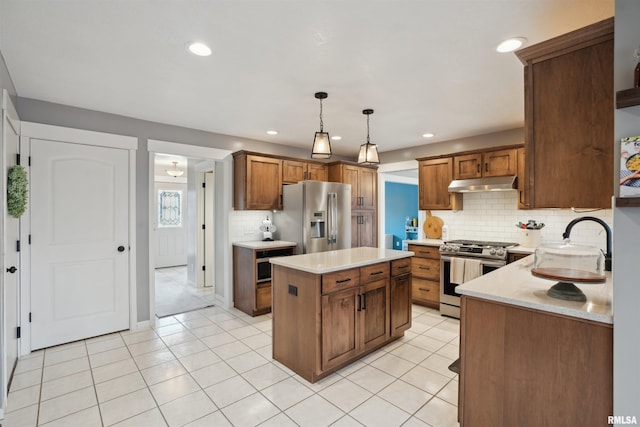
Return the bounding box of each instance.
[259,216,277,241]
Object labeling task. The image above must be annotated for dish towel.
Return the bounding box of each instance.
[463,259,483,283]
[450,257,465,284]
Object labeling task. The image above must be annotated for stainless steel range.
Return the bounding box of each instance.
[439,240,518,318]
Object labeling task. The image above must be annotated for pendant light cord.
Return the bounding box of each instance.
[366,113,370,144]
[319,98,324,132]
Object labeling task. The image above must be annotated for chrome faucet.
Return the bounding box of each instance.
[562,216,612,272]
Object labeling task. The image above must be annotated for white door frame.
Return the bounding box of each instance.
[19,122,137,356]
[147,139,230,326]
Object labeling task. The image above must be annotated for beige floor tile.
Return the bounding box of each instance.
[2,403,39,427]
[259,412,298,427]
[261,377,314,411]
[140,359,186,386]
[414,396,459,427]
[178,349,221,372]
[227,324,262,340]
[6,384,41,412]
[45,340,85,354]
[126,337,168,357]
[211,340,252,359]
[189,323,224,339]
[95,371,147,403]
[221,392,281,426]
[205,312,236,323]
[89,346,132,368]
[437,378,459,406]
[349,395,411,427]
[419,353,458,379]
[400,365,451,395]
[40,370,93,401]
[159,390,218,426]
[99,388,158,426]
[409,335,449,353]
[226,350,269,373]
[318,378,373,412]
[92,358,139,384]
[285,394,344,426]
[149,373,201,405]
[42,357,90,382]
[190,360,237,389]
[390,343,432,364]
[155,316,179,328]
[370,353,416,377]
[423,325,459,343]
[331,414,366,427]
[155,322,187,337]
[39,405,102,427]
[86,335,126,355]
[169,339,208,358]
[241,362,290,390]
[183,410,232,427]
[44,344,87,366]
[111,407,168,427]
[401,416,431,426]
[121,329,158,345]
[204,375,257,409]
[436,343,460,360]
[13,354,44,375]
[133,348,176,370]
[161,330,197,347]
[241,332,272,349]
[217,318,250,331]
[253,319,273,332]
[38,386,97,424]
[200,331,237,349]
[377,379,433,414]
[347,365,395,394]
[178,316,213,329]
[254,344,273,360]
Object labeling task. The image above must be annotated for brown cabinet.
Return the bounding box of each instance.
[516,147,529,209]
[282,159,328,184]
[515,18,614,209]
[507,251,529,264]
[408,244,440,308]
[272,256,412,383]
[453,148,517,180]
[329,162,378,247]
[459,296,612,426]
[233,152,283,210]
[417,157,462,211]
[232,243,295,316]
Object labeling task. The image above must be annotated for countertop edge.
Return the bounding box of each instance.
[270,248,414,274]
[232,240,297,249]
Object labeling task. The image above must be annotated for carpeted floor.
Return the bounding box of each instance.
[155,266,215,317]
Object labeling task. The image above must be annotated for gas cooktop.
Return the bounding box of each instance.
[439,240,519,260]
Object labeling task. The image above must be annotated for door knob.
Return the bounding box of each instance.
[6,266,17,273]
[117,246,125,252]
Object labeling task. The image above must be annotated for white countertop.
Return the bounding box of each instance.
[405,239,443,247]
[507,245,536,254]
[457,255,612,324]
[270,247,414,274]
[233,240,297,250]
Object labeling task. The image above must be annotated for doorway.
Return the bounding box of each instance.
[152,153,215,317]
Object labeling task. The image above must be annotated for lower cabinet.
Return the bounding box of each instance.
[408,244,441,308]
[273,257,412,382]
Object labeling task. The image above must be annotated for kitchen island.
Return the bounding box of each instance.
[270,247,413,382]
[456,255,612,427]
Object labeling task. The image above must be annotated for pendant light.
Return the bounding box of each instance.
[311,92,332,159]
[166,161,184,177]
[357,109,380,165]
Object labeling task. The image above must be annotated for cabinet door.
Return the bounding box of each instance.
[247,155,283,210]
[282,160,307,184]
[453,154,482,180]
[390,273,412,337]
[517,147,530,209]
[342,165,361,208]
[351,211,376,248]
[307,163,328,181]
[322,288,359,370]
[357,167,377,210]
[361,279,389,351]
[418,157,462,210]
[483,148,517,177]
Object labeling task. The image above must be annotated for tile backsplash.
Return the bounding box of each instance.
[421,191,612,250]
[229,210,275,243]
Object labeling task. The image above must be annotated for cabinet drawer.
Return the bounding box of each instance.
[256,283,271,310]
[391,258,411,276]
[322,268,360,294]
[412,278,439,303]
[360,262,389,284]
[408,245,440,259]
[411,257,440,281]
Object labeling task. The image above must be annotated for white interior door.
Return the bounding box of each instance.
[155,182,187,268]
[203,171,215,287]
[30,139,130,350]
[1,91,20,399]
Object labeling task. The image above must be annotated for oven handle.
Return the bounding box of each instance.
[440,255,506,268]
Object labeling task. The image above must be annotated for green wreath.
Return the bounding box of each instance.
[7,165,27,218]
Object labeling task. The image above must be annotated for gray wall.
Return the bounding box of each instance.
[613,1,640,418]
[0,50,17,102]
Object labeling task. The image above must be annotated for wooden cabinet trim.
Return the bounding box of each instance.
[322,268,361,294]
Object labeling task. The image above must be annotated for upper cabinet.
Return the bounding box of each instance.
[515,18,614,209]
[453,148,517,180]
[418,157,463,211]
[234,152,283,210]
[328,163,377,211]
[282,159,328,184]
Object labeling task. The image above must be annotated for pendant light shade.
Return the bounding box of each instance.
[311,92,332,159]
[357,109,380,165]
[166,161,184,177]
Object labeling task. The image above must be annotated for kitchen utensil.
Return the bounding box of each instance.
[424,210,444,239]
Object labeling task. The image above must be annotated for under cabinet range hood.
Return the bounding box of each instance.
[448,176,517,193]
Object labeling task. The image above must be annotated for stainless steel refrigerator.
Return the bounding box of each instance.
[277,181,351,254]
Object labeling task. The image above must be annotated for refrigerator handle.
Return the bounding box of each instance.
[328,193,337,246]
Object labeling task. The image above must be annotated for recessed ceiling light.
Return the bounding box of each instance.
[496,37,527,53]
[266,130,278,135]
[331,136,342,140]
[422,133,435,138]
[187,42,212,57]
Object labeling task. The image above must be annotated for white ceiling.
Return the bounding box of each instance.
[0,1,613,159]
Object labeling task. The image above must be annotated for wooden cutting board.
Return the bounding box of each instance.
[423,210,444,239]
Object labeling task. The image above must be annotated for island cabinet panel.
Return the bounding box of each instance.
[459,296,612,427]
[272,255,412,383]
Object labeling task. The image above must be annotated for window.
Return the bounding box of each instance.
[158,190,182,227]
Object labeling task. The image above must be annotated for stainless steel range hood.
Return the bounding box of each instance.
[448,176,517,193]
